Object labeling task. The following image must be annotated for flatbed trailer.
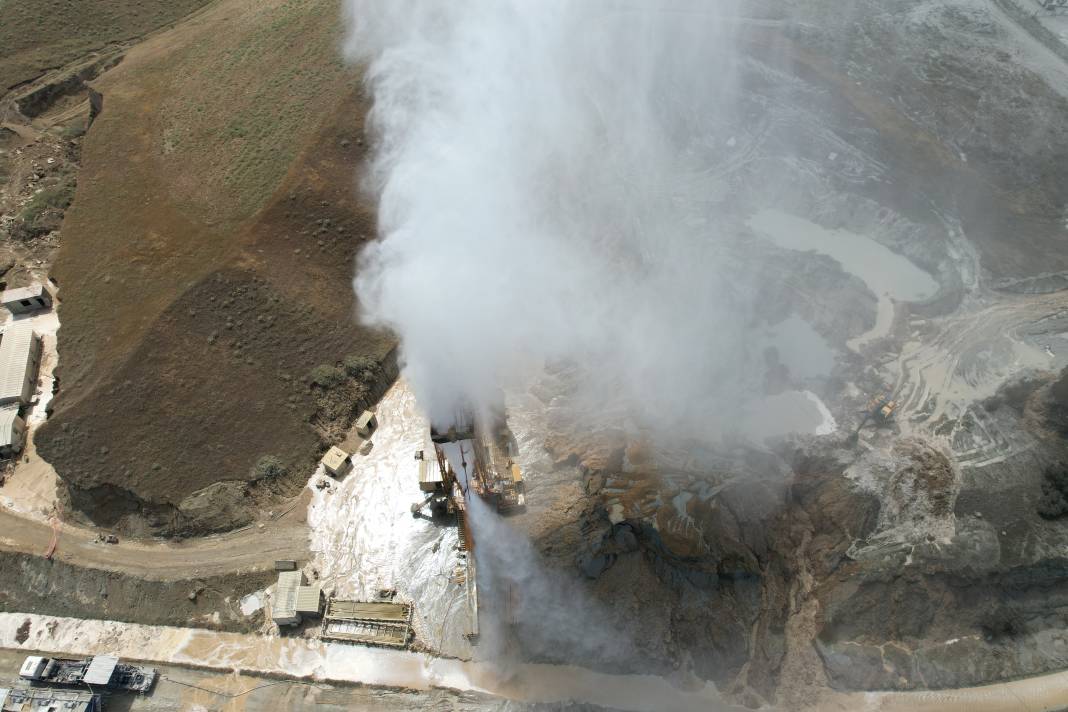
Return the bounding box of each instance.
[19,655,155,693]
[320,600,413,648]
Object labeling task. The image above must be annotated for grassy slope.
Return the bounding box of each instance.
[0,0,213,92]
[36,0,393,526]
[41,0,356,392]
[160,0,350,220]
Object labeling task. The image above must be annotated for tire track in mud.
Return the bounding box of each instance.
[0,507,308,579]
[892,291,1068,434]
[0,612,750,712]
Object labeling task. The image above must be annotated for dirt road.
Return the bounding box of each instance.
[0,507,308,580]
[0,649,503,712]
[0,612,747,712]
[5,612,1068,712]
[893,289,1068,428]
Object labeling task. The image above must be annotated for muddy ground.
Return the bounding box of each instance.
[501,371,1068,706]
[0,551,271,632]
[3,0,1068,708]
[460,1,1068,707]
[0,649,605,712]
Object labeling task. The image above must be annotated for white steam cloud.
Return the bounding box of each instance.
[345,0,747,433]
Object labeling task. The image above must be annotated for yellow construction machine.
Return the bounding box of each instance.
[867,393,897,422]
[852,392,897,441]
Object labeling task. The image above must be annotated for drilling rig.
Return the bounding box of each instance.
[412,412,526,519]
[410,410,526,643]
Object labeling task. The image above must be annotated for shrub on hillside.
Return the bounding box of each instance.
[309,364,344,389]
[14,177,75,239]
[59,119,86,139]
[1037,463,1068,519]
[252,455,287,480]
[980,605,1024,641]
[343,354,378,382]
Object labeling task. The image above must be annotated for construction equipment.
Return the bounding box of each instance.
[412,415,526,518]
[0,686,101,712]
[868,394,898,422]
[433,418,525,514]
[408,410,527,644]
[320,599,413,648]
[411,447,452,518]
[19,655,156,693]
[853,392,898,440]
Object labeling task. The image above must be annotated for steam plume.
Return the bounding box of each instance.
[345,0,744,432]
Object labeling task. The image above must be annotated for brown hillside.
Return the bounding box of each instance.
[0,0,213,92]
[35,0,394,535]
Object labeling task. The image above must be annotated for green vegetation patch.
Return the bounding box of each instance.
[0,0,213,92]
[343,354,379,381]
[309,364,345,389]
[57,117,87,140]
[252,454,288,480]
[158,0,352,221]
[14,174,76,239]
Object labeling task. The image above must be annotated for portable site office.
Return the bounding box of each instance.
[0,321,41,407]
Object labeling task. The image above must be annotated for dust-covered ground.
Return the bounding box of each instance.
[4,0,1068,709]
[18,0,398,537]
[0,0,397,642]
[0,551,272,632]
[463,0,1068,707]
[0,648,592,712]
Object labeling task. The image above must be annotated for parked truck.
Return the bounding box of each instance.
[19,655,156,693]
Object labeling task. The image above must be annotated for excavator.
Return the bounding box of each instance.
[852,391,897,441]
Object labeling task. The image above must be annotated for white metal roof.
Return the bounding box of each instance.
[295,584,321,614]
[0,405,21,447]
[18,656,43,678]
[0,321,37,403]
[0,283,49,304]
[419,458,442,486]
[274,570,304,619]
[83,654,119,685]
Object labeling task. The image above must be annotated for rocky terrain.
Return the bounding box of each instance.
[0,551,272,632]
[503,368,1068,705]
[3,0,399,536]
[0,647,605,712]
[462,1,1068,706]
[2,0,1068,709]
[0,0,398,635]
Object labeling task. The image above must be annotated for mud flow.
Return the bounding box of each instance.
[3,0,1068,710]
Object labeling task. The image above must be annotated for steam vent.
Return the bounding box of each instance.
[4,0,1068,709]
